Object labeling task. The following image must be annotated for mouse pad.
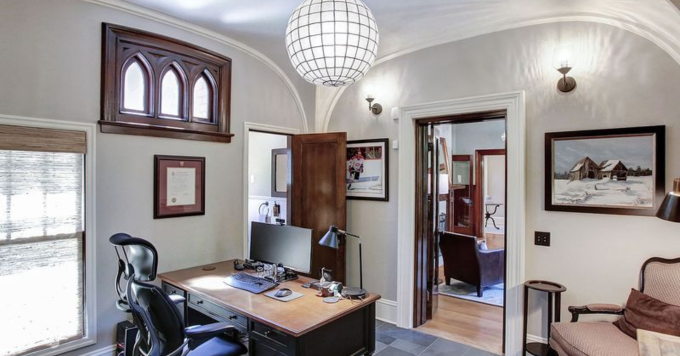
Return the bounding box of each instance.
[264,290,304,302]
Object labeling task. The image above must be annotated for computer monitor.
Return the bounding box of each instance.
[249,222,313,274]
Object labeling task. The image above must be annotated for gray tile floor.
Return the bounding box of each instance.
[374,320,499,356]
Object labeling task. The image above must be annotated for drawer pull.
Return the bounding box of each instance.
[196,300,203,305]
[170,290,176,294]
[228,315,237,320]
[263,331,271,337]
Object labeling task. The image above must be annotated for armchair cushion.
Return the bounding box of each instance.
[549,322,638,356]
[613,288,680,339]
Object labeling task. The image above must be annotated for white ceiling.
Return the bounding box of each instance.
[121,0,680,74]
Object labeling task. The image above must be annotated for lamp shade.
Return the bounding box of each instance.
[656,178,680,223]
[319,225,341,249]
[285,0,380,87]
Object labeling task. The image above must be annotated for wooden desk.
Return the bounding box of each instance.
[159,260,381,356]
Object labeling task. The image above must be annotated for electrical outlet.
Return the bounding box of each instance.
[535,231,551,246]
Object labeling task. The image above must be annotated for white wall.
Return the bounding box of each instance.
[0,0,310,354]
[485,155,506,218]
[328,21,680,337]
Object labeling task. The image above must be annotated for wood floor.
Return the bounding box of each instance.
[416,283,504,354]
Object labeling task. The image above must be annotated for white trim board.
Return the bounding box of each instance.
[0,114,98,356]
[376,299,398,325]
[83,0,309,134]
[395,91,526,356]
[242,122,300,259]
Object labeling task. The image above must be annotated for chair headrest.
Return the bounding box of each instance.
[110,233,159,282]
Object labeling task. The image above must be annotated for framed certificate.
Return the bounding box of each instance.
[154,155,205,219]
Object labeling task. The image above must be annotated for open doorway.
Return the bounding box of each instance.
[245,130,292,255]
[415,112,507,355]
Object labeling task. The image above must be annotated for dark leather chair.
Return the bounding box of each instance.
[110,233,247,356]
[439,232,504,297]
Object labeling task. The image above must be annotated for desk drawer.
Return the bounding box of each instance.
[162,282,186,321]
[188,294,247,328]
[251,321,293,349]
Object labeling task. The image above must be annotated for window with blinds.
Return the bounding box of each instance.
[0,125,87,356]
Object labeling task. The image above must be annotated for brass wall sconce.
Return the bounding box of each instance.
[554,45,577,93]
[365,95,383,115]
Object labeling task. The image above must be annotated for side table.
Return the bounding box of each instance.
[523,280,567,356]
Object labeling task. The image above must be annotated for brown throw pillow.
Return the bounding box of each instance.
[614,288,680,339]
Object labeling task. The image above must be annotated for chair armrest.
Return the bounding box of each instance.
[169,294,186,305]
[186,322,237,340]
[478,248,504,266]
[569,303,624,322]
[186,322,239,350]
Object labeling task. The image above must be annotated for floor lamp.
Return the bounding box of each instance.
[319,225,367,298]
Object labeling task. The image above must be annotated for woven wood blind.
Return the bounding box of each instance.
[0,149,85,355]
[0,124,87,154]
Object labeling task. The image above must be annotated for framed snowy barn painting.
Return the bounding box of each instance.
[545,126,665,216]
[346,139,389,201]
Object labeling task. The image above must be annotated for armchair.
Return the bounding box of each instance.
[549,257,680,356]
[439,231,504,297]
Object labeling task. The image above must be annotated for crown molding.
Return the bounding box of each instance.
[83,0,309,133]
[321,14,680,132]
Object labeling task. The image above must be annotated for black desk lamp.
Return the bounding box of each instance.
[657,178,680,222]
[319,225,367,298]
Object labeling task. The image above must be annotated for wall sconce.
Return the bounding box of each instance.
[553,45,577,93]
[365,95,383,115]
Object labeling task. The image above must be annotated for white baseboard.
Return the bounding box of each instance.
[527,334,548,344]
[376,299,398,325]
[78,345,116,356]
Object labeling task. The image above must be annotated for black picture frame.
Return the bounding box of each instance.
[545,125,665,216]
[346,138,389,201]
[154,155,206,219]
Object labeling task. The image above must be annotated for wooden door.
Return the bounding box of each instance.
[291,133,347,283]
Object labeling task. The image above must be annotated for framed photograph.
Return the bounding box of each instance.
[346,139,389,201]
[545,126,665,216]
[154,155,205,219]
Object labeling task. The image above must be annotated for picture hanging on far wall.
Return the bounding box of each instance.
[346,139,389,201]
[545,125,665,216]
[154,155,205,219]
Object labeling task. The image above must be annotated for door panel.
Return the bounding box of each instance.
[291,133,347,283]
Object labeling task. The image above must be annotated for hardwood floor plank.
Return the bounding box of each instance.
[416,294,504,355]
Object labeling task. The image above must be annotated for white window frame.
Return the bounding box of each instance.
[0,114,97,356]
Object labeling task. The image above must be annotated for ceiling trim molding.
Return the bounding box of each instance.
[321,14,680,132]
[83,0,309,133]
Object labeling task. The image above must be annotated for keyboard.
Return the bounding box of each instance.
[224,273,278,294]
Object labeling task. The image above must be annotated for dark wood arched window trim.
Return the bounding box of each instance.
[191,69,217,124]
[120,54,154,116]
[158,61,188,120]
[101,23,233,143]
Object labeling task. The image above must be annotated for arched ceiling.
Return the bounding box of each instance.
[120,0,680,72]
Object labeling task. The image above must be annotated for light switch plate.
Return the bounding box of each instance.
[535,231,550,246]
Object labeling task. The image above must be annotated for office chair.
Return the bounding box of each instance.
[110,233,248,356]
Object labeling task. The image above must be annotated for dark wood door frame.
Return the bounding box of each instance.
[413,111,507,352]
[474,149,506,238]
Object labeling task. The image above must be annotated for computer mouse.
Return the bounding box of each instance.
[275,288,292,298]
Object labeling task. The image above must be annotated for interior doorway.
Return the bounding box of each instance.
[245,130,293,256]
[414,112,507,355]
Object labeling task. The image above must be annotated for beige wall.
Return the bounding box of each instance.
[0,0,311,354]
[328,21,680,336]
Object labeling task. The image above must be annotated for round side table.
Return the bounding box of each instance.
[523,280,567,356]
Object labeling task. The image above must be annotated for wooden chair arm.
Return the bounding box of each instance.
[568,304,624,322]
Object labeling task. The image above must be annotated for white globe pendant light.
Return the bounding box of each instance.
[285,0,380,87]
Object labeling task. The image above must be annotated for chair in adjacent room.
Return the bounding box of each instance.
[439,231,504,297]
[549,257,680,356]
[110,233,248,356]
